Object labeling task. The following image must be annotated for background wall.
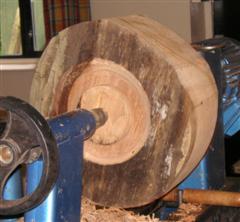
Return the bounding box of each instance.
[91,0,193,42]
[0,59,36,101]
[90,0,213,42]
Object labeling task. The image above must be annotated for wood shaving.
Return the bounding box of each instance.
[168,203,203,222]
[81,197,162,222]
[17,200,203,221]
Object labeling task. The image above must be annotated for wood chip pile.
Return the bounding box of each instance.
[168,203,203,222]
[81,198,203,222]
[81,198,162,222]
[18,199,203,221]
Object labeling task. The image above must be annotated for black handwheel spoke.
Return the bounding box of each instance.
[0,168,12,200]
[0,150,29,200]
[2,112,40,157]
[1,112,21,140]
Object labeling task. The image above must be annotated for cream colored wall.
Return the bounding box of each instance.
[91,0,192,42]
[90,0,213,42]
[191,1,213,42]
[0,59,37,101]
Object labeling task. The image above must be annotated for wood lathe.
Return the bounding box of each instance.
[0,16,239,222]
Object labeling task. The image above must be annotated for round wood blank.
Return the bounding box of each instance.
[30,15,218,208]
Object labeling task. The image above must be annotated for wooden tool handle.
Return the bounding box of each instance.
[163,189,240,207]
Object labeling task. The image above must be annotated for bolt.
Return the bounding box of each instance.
[25,147,42,164]
[0,144,14,165]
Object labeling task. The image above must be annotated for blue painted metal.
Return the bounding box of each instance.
[25,109,96,222]
[221,38,240,136]
[3,170,22,201]
[55,136,83,222]
[48,109,96,143]
[25,161,57,222]
[179,158,209,190]
[223,100,240,136]
[0,170,22,222]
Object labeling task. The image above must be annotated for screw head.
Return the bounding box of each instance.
[0,144,14,165]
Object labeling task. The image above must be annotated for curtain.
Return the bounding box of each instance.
[43,0,91,43]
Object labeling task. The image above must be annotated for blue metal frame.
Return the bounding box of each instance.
[0,171,22,222]
[221,38,240,136]
[223,98,240,136]
[24,109,96,222]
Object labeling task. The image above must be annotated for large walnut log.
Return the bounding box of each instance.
[30,15,217,208]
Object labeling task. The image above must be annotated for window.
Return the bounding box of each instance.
[0,0,45,57]
[0,0,22,56]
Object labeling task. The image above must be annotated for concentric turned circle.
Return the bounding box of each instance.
[81,85,131,145]
[66,59,151,165]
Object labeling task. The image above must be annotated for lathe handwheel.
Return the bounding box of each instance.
[0,97,59,216]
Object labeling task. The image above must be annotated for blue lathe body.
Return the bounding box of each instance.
[25,110,97,222]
